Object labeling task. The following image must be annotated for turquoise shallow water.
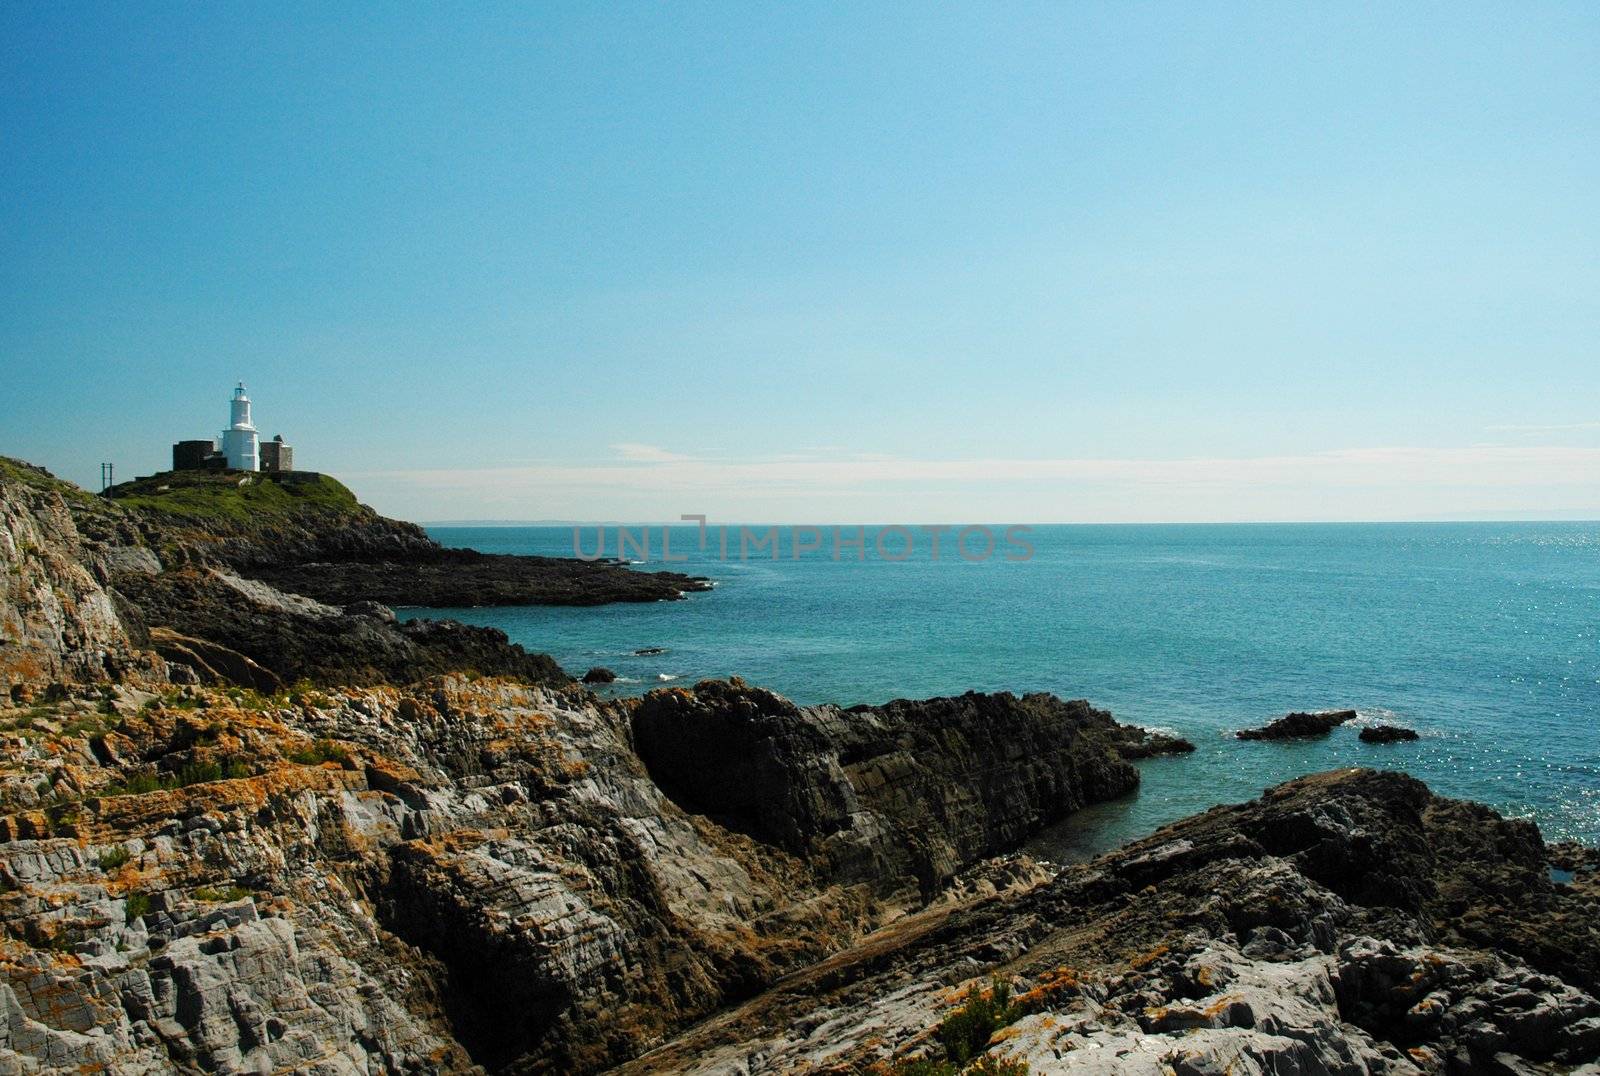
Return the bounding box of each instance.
[404,522,1600,859]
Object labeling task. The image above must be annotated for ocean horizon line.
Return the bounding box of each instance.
[418,514,1600,529]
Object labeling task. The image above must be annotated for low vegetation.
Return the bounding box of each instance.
[878,980,1030,1075]
[288,738,353,767]
[0,455,108,508]
[194,885,252,903]
[101,757,252,797]
[104,469,361,525]
[124,891,152,924]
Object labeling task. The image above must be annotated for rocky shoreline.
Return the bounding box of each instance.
[0,674,1184,1073]
[1,459,708,693]
[3,456,1597,1074]
[622,767,1600,1074]
[101,467,711,608]
[248,550,712,608]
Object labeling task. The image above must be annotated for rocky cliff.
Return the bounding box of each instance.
[0,460,161,695]
[1,463,1171,1070]
[103,468,710,606]
[632,682,1184,899]
[629,768,1600,1075]
[0,675,1165,1073]
[0,459,700,696]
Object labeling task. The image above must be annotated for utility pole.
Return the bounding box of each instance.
[100,462,114,494]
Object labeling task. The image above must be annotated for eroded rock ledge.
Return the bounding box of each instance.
[629,768,1600,1075]
[0,676,1164,1074]
[102,467,710,607]
[631,681,1185,899]
[2,458,651,694]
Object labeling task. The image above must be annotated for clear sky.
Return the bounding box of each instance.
[3,3,1597,523]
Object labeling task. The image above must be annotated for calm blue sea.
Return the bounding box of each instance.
[404,523,1600,859]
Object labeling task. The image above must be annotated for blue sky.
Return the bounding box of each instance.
[2,3,1597,522]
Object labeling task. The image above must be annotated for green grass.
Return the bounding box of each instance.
[174,758,252,785]
[101,772,170,797]
[0,456,107,508]
[124,891,152,924]
[873,980,1030,1075]
[100,756,252,797]
[224,686,277,712]
[105,469,361,525]
[193,885,251,903]
[97,846,131,871]
[288,739,353,767]
[38,930,77,953]
[937,980,1020,1067]
[883,1058,1029,1076]
[61,713,117,739]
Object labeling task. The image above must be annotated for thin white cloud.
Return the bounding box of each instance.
[390,444,1600,488]
[354,443,1600,524]
[609,443,694,463]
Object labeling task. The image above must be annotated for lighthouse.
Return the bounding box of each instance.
[220,382,260,471]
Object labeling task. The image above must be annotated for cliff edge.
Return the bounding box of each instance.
[1,458,706,696]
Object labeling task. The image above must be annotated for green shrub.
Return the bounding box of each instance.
[62,714,109,738]
[937,980,1018,1066]
[40,930,76,953]
[97,846,131,871]
[225,687,274,712]
[288,739,352,767]
[176,757,251,786]
[102,771,169,797]
[102,757,248,797]
[124,891,152,924]
[194,885,251,903]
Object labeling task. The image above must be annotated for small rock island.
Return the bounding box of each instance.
[1237,708,1358,740]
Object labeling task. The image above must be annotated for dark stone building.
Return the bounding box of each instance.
[172,439,225,471]
[260,436,294,473]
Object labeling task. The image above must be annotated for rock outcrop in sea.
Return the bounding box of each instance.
[1237,708,1358,740]
[2,455,1597,1074]
[1361,723,1422,743]
[631,681,1185,900]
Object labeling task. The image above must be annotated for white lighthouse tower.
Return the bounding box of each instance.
[220,382,260,471]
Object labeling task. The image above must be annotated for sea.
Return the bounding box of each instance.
[400,522,1600,861]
